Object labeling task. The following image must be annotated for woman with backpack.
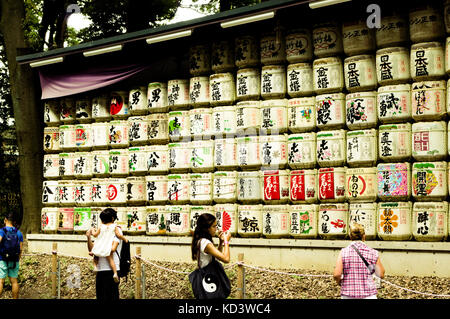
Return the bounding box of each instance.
[0,213,23,299]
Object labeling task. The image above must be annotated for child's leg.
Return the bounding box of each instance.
[93,256,99,272]
[106,254,119,282]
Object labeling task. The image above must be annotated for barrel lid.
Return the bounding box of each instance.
[261,65,286,71]
[411,42,443,49]
[376,46,409,54]
[346,91,377,99]
[237,68,260,74]
[379,123,411,130]
[189,108,212,114]
[210,72,234,79]
[412,80,446,90]
[287,62,312,69]
[260,99,288,107]
[288,133,316,141]
[378,201,412,208]
[316,92,346,100]
[236,100,260,107]
[148,82,167,87]
[344,54,375,63]
[313,57,342,65]
[168,79,188,83]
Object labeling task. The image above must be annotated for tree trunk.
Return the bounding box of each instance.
[0,0,43,233]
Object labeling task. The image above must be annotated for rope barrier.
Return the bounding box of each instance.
[380,278,450,298]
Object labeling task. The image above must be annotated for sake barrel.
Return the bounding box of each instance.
[287,63,314,97]
[147,113,169,144]
[377,163,411,201]
[377,84,412,123]
[168,142,191,173]
[234,35,259,68]
[73,207,92,234]
[58,153,75,179]
[110,91,129,119]
[167,79,190,110]
[90,207,102,230]
[75,124,93,150]
[43,100,61,127]
[128,116,149,146]
[235,171,260,203]
[75,96,92,123]
[215,204,238,235]
[316,130,346,167]
[59,125,76,151]
[109,149,129,177]
[448,162,450,196]
[345,91,377,130]
[289,169,318,204]
[312,22,343,58]
[446,0,450,34]
[446,37,450,75]
[147,82,168,113]
[318,203,349,239]
[211,39,234,73]
[190,173,213,204]
[145,175,168,204]
[190,140,214,173]
[411,81,446,121]
[129,86,148,115]
[124,206,147,235]
[410,42,445,81]
[236,101,261,135]
[376,47,410,86]
[318,167,346,202]
[190,206,215,233]
[57,207,74,234]
[342,20,376,56]
[213,171,237,203]
[60,98,76,123]
[109,120,129,148]
[91,122,110,149]
[285,28,313,63]
[42,180,59,206]
[289,204,318,238]
[409,5,445,43]
[43,127,60,153]
[126,176,147,205]
[315,93,346,130]
[74,152,93,179]
[237,204,263,237]
[260,134,288,169]
[105,178,127,206]
[345,167,377,202]
[92,150,110,177]
[91,94,111,122]
[146,206,167,235]
[210,73,236,106]
[349,202,377,240]
[412,162,447,201]
[262,205,289,238]
[261,65,287,99]
[344,55,377,93]
[189,108,212,138]
[41,207,58,233]
[189,76,210,107]
[377,201,412,240]
[169,111,190,142]
[43,154,60,179]
[212,106,237,137]
[287,97,316,133]
[115,207,128,230]
[58,180,76,206]
[91,178,108,206]
[168,174,190,204]
[288,133,316,169]
[375,15,409,48]
[378,123,412,162]
[261,169,290,204]
[189,44,211,76]
[412,201,448,241]
[147,145,169,174]
[165,205,191,236]
[236,136,261,169]
[346,129,378,167]
[260,32,286,65]
[128,146,148,175]
[259,99,288,134]
[412,121,447,161]
[236,68,260,101]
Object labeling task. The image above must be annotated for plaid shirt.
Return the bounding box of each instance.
[340,241,379,298]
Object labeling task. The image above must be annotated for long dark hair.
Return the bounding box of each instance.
[191,213,216,260]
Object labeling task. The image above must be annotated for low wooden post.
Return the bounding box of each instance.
[237,253,245,299]
[135,246,142,299]
[51,243,57,299]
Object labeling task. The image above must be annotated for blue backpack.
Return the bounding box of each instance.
[0,227,21,268]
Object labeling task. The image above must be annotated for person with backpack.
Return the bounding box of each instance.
[0,213,23,299]
[86,208,129,300]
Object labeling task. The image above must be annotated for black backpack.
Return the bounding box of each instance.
[116,240,131,280]
[0,227,20,268]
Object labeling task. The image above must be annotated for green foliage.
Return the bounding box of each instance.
[191,0,262,13]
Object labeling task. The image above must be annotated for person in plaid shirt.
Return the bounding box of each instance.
[333,223,385,299]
